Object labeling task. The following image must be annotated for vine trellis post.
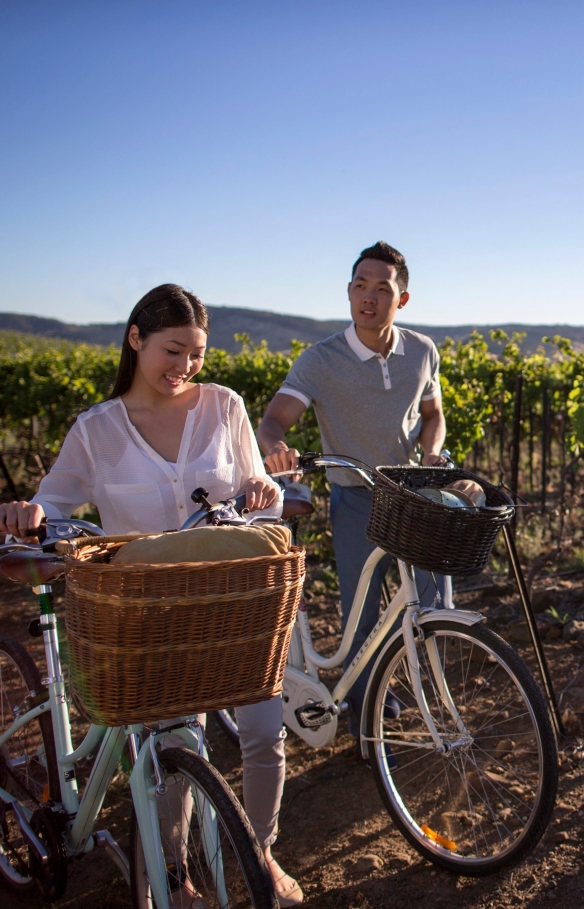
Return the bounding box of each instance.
[510,374,523,536]
[541,387,550,512]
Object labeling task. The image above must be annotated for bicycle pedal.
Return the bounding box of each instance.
[294,700,333,728]
[166,860,188,892]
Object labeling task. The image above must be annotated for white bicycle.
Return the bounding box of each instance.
[217,454,558,875]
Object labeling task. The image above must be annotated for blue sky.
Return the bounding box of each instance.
[1,1,583,327]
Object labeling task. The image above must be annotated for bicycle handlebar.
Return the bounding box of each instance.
[272,450,454,484]
[1,486,259,551]
[229,492,249,513]
[269,453,376,487]
[0,517,107,555]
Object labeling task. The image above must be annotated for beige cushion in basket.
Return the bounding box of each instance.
[111,523,292,566]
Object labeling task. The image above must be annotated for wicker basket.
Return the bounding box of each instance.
[366,466,514,576]
[64,544,305,726]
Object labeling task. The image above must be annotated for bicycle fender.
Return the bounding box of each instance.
[359,609,484,755]
[130,739,171,909]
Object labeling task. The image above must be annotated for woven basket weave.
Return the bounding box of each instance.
[64,545,305,726]
[366,466,513,576]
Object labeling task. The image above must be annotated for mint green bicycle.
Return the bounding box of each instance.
[0,510,277,908]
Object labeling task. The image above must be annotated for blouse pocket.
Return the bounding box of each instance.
[103,482,166,533]
[192,464,236,500]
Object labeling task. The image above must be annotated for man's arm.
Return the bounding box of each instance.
[257,393,308,473]
[419,396,446,466]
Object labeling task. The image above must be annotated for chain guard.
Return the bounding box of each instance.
[29,807,68,902]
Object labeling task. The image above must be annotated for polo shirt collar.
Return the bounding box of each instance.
[344,322,405,361]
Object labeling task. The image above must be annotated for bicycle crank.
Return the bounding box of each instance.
[282,667,338,748]
[28,806,68,901]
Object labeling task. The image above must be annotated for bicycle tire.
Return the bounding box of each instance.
[365,618,558,875]
[214,709,240,745]
[130,747,277,909]
[0,636,60,892]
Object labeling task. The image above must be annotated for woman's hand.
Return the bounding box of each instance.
[238,477,279,512]
[0,501,46,539]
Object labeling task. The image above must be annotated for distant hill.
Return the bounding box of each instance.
[0,310,582,354]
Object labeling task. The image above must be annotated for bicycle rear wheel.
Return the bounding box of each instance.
[365,619,558,874]
[130,747,277,908]
[0,636,60,892]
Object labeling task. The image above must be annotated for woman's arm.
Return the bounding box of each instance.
[1,421,95,539]
[31,418,96,518]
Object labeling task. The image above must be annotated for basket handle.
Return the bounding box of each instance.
[55,533,159,553]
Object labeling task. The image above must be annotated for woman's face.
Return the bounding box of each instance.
[128,324,207,397]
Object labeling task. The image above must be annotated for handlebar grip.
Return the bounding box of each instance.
[299,451,322,470]
[23,525,47,543]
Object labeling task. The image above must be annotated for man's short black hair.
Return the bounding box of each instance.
[351,241,409,293]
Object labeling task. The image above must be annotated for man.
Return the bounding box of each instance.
[258,241,446,736]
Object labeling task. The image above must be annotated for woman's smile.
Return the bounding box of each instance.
[164,373,188,387]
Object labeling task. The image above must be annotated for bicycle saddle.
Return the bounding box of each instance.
[0,551,64,585]
[281,497,314,519]
[281,484,314,520]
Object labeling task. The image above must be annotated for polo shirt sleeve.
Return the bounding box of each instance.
[420,341,441,401]
[278,346,319,409]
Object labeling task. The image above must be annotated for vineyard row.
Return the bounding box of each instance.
[1,328,584,504]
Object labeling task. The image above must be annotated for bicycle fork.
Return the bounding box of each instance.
[129,720,229,909]
[399,562,469,751]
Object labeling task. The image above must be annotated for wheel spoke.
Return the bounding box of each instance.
[0,638,58,892]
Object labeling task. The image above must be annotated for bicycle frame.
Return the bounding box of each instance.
[284,545,483,753]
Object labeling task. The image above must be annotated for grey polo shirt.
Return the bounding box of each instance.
[278,323,441,486]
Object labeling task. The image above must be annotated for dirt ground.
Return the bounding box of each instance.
[2,567,584,909]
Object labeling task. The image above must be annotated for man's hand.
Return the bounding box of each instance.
[0,501,46,539]
[238,477,279,512]
[264,444,301,476]
[422,453,445,466]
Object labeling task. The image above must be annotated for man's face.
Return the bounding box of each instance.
[348,258,409,332]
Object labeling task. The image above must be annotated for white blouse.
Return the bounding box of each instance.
[32,384,282,534]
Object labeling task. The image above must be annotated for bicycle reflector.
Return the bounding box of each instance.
[421,825,457,851]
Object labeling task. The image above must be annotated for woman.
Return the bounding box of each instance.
[0,284,303,908]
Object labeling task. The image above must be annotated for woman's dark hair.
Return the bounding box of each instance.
[110,284,210,399]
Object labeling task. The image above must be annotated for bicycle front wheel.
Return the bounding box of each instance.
[130,747,277,909]
[0,636,60,892]
[365,619,558,874]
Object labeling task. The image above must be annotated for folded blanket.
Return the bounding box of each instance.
[111,523,292,565]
